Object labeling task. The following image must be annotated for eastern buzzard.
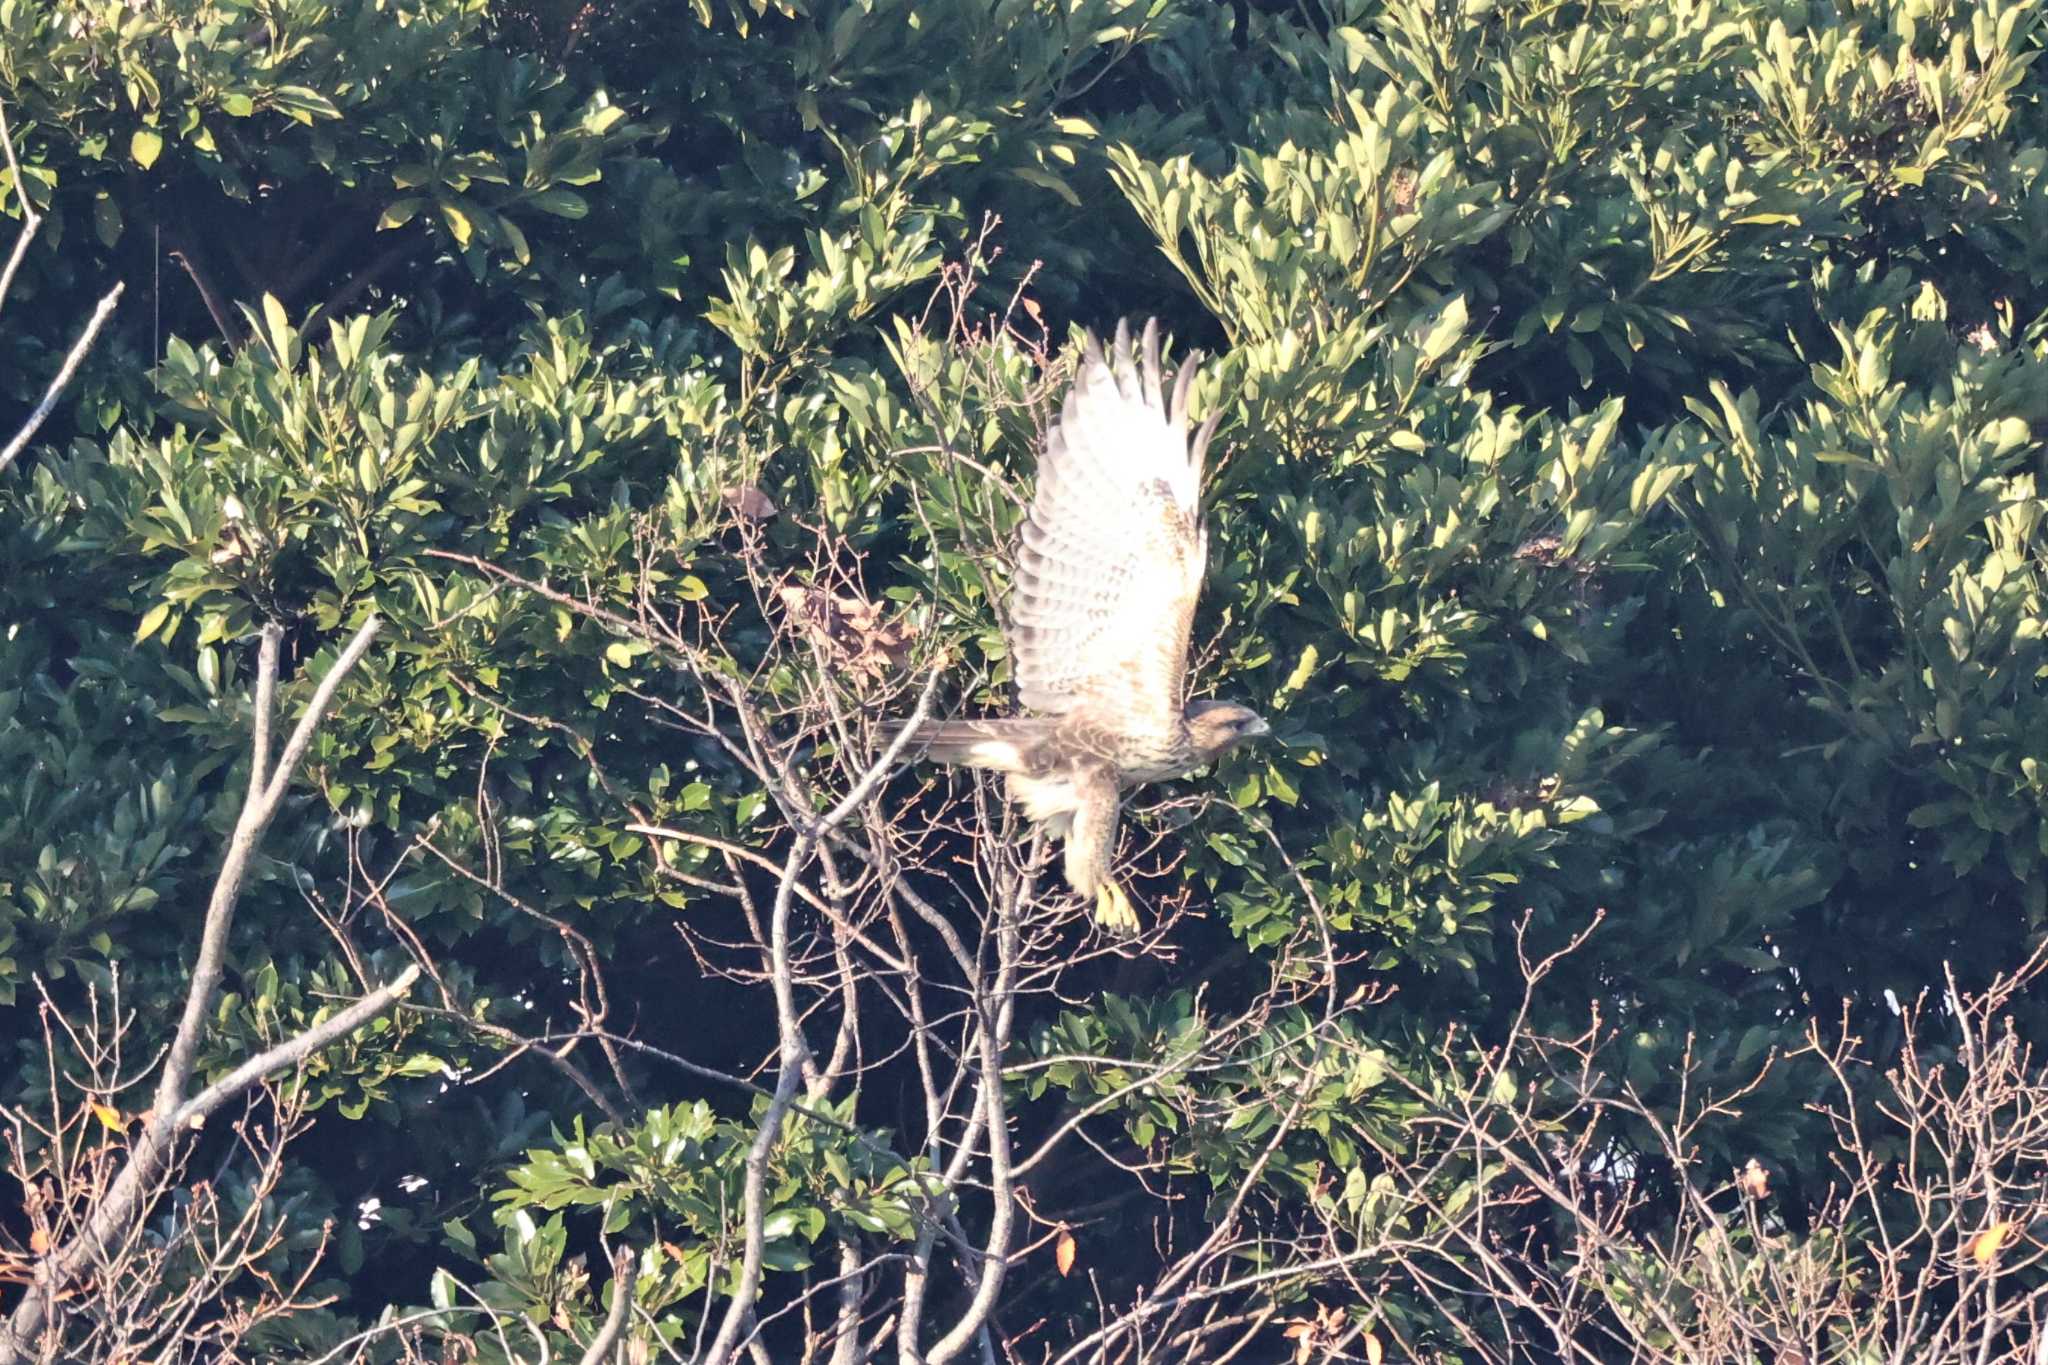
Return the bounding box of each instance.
[900,319,1270,930]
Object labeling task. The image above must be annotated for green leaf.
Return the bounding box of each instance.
[135,602,172,643]
[527,188,590,219]
[270,85,344,124]
[261,294,292,360]
[1009,166,1082,207]
[439,201,474,247]
[130,128,163,170]
[92,193,122,247]
[498,213,530,265]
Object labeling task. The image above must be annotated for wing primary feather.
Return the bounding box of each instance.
[1139,317,1164,411]
[1007,316,1217,721]
[1169,353,1199,434]
[1191,408,1222,488]
[900,717,1054,771]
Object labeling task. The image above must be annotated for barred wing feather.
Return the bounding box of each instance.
[1008,320,1221,748]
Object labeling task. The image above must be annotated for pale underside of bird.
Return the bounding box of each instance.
[899,319,1270,932]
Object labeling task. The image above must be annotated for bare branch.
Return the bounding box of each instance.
[0,97,40,311]
[0,616,386,1361]
[175,965,421,1129]
[699,670,943,1365]
[155,617,382,1121]
[0,283,124,477]
[577,1247,639,1365]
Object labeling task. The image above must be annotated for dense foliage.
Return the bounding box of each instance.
[4,0,2048,1357]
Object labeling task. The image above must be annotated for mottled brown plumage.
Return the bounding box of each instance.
[902,319,1271,931]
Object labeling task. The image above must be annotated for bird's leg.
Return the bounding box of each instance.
[1093,878,1139,934]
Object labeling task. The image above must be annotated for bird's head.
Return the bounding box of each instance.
[1184,699,1272,762]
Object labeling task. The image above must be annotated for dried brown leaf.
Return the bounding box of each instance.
[778,583,918,682]
[1972,1221,2015,1265]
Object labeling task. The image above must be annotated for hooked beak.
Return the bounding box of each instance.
[1244,716,1272,740]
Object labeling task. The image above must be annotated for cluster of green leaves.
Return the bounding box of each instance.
[394,1098,926,1358]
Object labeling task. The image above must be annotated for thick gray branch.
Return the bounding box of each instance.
[154,617,382,1121]
[0,97,40,311]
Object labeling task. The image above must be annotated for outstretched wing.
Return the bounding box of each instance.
[1008,319,1221,750]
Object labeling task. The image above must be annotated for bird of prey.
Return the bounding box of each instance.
[898,319,1270,931]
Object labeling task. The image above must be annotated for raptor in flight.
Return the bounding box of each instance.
[901,319,1270,931]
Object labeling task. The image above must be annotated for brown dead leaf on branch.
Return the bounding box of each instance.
[778,584,918,683]
[1280,1303,1351,1364]
[1971,1221,2016,1266]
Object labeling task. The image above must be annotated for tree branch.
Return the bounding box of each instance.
[0,615,386,1362]
[166,237,242,346]
[699,671,941,1365]
[302,232,416,336]
[154,618,382,1120]
[175,964,421,1130]
[576,1247,638,1365]
[0,283,123,477]
[0,97,40,313]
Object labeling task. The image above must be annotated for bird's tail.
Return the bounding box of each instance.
[884,717,1053,773]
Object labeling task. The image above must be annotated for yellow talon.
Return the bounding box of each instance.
[1093,879,1139,934]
